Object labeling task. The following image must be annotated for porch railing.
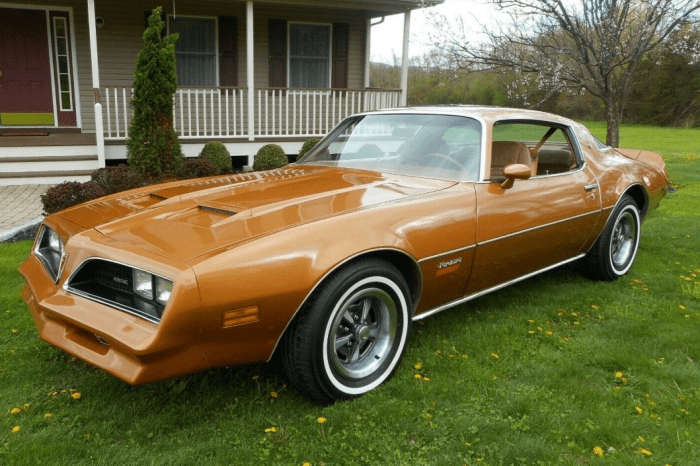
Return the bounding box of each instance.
[101,87,402,141]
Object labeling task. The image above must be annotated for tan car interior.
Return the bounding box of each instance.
[491,126,578,179]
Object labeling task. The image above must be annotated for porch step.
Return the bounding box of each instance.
[0,145,100,186]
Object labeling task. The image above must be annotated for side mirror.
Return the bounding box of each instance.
[500,164,531,189]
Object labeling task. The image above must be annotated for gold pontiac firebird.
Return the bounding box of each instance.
[21,107,669,404]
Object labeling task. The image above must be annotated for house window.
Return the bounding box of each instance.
[52,16,73,111]
[289,23,331,88]
[169,17,217,86]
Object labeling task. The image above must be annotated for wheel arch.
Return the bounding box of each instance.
[623,183,649,220]
[268,247,422,362]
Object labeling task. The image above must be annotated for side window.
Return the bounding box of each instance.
[492,122,580,178]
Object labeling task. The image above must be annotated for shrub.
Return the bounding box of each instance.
[200,142,232,172]
[41,181,107,215]
[298,138,320,160]
[91,165,145,195]
[127,7,184,177]
[174,158,222,179]
[253,144,288,171]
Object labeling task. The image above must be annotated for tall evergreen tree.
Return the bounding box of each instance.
[127,7,183,176]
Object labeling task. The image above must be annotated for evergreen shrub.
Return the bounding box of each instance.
[298,138,320,160]
[200,142,231,172]
[127,7,183,176]
[253,144,288,171]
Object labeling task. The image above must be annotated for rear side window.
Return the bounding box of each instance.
[492,121,581,178]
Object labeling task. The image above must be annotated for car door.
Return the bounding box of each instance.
[464,122,602,296]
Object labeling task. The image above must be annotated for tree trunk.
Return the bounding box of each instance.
[604,99,622,148]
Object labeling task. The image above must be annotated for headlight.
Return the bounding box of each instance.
[155,277,173,305]
[133,269,173,306]
[35,226,66,282]
[133,269,154,300]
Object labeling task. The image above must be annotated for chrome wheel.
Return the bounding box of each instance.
[328,288,397,380]
[582,194,641,281]
[282,259,411,404]
[610,210,637,270]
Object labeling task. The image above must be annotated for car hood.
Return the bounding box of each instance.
[60,166,455,262]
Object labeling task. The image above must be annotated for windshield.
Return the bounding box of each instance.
[297,114,482,182]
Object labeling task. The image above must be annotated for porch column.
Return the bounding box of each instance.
[400,10,411,107]
[246,1,255,143]
[364,17,371,90]
[87,0,105,167]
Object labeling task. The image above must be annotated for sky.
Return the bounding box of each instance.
[369,0,506,63]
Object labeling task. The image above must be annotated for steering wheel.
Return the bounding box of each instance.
[423,152,463,171]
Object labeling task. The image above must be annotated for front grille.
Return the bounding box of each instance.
[85,260,132,293]
[66,259,165,324]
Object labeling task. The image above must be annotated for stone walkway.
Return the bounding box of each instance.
[0,184,51,242]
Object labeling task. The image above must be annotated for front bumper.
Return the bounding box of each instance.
[20,250,209,385]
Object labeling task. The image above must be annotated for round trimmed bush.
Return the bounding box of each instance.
[298,138,320,160]
[253,144,288,171]
[199,141,231,172]
[174,158,222,179]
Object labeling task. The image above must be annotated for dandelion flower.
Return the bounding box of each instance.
[622,377,628,383]
[317,417,326,424]
[640,448,653,457]
[265,427,278,433]
[638,436,645,442]
[44,413,53,418]
[22,403,29,409]
[71,392,81,400]
[302,463,312,466]
[10,407,21,414]
[527,319,535,324]
[423,377,430,382]
[11,329,18,334]
[546,330,553,336]
[679,305,686,310]
[490,353,499,360]
[12,426,20,433]
[593,446,604,457]
[635,407,644,414]
[615,372,623,379]
[592,305,599,310]
[270,391,278,398]
[414,374,422,379]
[414,362,423,370]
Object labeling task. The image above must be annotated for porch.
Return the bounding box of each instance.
[0,0,432,184]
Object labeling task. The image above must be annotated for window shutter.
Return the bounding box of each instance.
[219,16,238,87]
[332,23,349,89]
[268,19,287,88]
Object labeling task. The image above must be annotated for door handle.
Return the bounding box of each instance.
[584,183,598,191]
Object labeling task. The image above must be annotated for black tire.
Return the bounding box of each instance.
[581,195,641,281]
[282,258,412,404]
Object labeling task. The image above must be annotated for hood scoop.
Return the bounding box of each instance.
[167,204,238,228]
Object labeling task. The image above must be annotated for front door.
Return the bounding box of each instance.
[0,8,54,126]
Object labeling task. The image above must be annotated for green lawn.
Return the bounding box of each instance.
[2,123,699,465]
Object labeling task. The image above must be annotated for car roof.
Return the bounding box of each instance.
[363,105,576,127]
